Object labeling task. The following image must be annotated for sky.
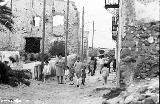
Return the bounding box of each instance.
[53,0,160,49]
[55,0,116,49]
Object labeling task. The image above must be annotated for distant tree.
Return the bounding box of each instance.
[49,41,67,57]
[88,48,98,57]
[0,0,14,32]
[99,50,105,54]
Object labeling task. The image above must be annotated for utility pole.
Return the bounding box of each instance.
[77,12,80,56]
[41,0,46,77]
[65,0,69,66]
[81,6,84,62]
[116,0,122,87]
[8,0,13,50]
[11,0,12,10]
[52,0,54,35]
[92,21,94,51]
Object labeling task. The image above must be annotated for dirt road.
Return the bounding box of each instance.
[0,69,115,104]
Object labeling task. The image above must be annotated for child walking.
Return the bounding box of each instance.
[42,60,51,83]
[100,63,110,85]
[81,66,86,85]
[73,57,83,87]
[64,66,70,83]
[68,66,75,85]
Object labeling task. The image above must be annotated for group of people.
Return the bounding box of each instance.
[1,51,116,87]
[42,53,87,87]
[42,53,116,87]
[88,56,97,76]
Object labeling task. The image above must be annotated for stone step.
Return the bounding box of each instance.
[109,72,116,74]
[108,73,117,81]
[108,76,116,78]
[109,74,116,77]
[109,74,116,76]
[108,77,116,80]
[108,75,116,78]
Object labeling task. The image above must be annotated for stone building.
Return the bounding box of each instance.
[118,0,159,85]
[0,0,80,54]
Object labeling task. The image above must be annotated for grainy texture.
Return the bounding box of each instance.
[119,0,159,85]
[0,0,80,54]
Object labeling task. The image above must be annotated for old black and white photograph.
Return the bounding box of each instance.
[0,0,159,104]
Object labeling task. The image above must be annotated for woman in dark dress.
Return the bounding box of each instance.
[89,56,95,76]
[113,59,116,72]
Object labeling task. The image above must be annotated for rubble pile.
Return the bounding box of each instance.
[102,78,159,104]
[0,62,31,87]
[7,69,31,87]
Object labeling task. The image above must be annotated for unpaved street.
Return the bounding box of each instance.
[0,70,115,104]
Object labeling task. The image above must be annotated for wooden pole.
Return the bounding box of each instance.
[116,0,122,87]
[65,0,69,66]
[92,21,94,51]
[8,0,12,50]
[77,13,80,56]
[41,0,46,75]
[81,7,84,62]
[11,0,12,10]
[52,0,54,36]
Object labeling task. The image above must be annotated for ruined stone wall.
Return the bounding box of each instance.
[0,0,80,55]
[120,0,159,85]
[53,0,80,54]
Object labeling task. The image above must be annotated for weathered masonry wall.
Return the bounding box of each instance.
[0,0,80,54]
[119,0,159,85]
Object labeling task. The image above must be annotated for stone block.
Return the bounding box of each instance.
[121,48,131,59]
[124,93,141,104]
[143,97,156,104]
[146,29,152,34]
[102,100,110,104]
[130,101,143,104]
[125,33,135,40]
[137,41,143,47]
[137,86,148,94]
[122,56,136,63]
[143,40,150,46]
[139,33,150,38]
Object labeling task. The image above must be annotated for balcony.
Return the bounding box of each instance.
[105,0,119,9]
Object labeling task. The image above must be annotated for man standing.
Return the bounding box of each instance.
[99,55,104,73]
[113,59,116,72]
[93,57,97,75]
